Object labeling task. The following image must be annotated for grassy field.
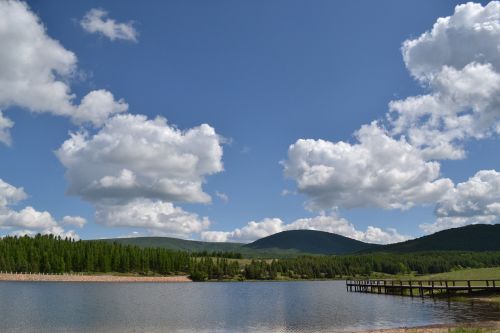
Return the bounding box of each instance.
[446,329,500,333]
[373,267,500,303]
[416,267,500,280]
[369,267,500,282]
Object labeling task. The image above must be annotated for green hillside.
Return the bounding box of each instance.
[244,230,379,254]
[101,237,244,252]
[98,224,500,258]
[104,230,380,256]
[100,236,310,258]
[371,224,500,253]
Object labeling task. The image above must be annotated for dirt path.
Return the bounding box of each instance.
[0,273,191,283]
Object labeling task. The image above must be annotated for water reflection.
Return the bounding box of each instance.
[0,281,498,332]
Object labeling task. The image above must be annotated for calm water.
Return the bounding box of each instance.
[0,280,499,332]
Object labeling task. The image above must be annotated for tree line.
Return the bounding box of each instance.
[1,235,500,281]
[190,250,243,259]
[243,251,500,280]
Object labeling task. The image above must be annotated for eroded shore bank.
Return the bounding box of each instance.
[0,273,191,282]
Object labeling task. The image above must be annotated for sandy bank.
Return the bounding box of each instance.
[353,321,500,333]
[0,273,191,283]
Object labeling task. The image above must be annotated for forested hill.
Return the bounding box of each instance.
[244,230,379,254]
[2,235,500,281]
[371,224,500,253]
[101,237,244,253]
[105,230,379,256]
[99,224,500,257]
[100,236,315,258]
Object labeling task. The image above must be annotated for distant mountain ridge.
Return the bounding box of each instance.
[99,224,500,257]
[101,236,244,252]
[365,224,500,253]
[244,229,378,254]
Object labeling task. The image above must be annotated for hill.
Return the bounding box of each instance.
[98,224,500,258]
[244,230,379,255]
[101,236,244,252]
[99,230,380,257]
[371,224,500,253]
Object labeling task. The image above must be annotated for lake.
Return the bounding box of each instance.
[0,280,499,332]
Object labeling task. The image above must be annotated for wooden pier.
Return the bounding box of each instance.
[346,279,500,298]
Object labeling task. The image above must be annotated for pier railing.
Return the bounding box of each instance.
[346,279,500,298]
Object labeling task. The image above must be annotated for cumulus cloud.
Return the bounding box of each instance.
[0,111,14,146]
[61,216,87,228]
[73,89,129,127]
[0,206,57,230]
[421,170,500,233]
[0,178,82,239]
[284,2,500,228]
[283,122,453,210]
[201,215,409,244]
[81,8,138,42]
[389,62,500,160]
[0,0,127,144]
[56,114,224,205]
[95,199,209,238]
[389,2,500,160]
[0,178,27,207]
[201,218,287,243]
[8,226,80,240]
[56,114,223,237]
[402,2,500,80]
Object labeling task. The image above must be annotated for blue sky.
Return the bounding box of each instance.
[0,0,499,242]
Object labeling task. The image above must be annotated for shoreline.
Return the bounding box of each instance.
[352,321,500,333]
[0,273,192,283]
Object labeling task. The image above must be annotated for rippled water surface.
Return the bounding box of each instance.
[0,280,499,332]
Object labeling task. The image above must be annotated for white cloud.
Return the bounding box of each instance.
[200,231,231,242]
[402,2,500,80]
[389,63,500,160]
[280,189,295,196]
[398,2,500,230]
[0,178,80,239]
[283,122,453,210]
[0,178,27,207]
[81,8,138,42]
[201,218,285,243]
[0,206,56,230]
[8,226,80,240]
[0,1,76,113]
[362,226,409,244]
[95,199,210,238]
[0,111,13,146]
[421,169,500,233]
[55,114,223,236]
[389,2,500,160]
[201,215,409,244]
[0,1,127,144]
[215,191,229,203]
[73,89,129,127]
[283,2,500,222]
[56,114,224,205]
[61,215,87,228]
[286,215,409,244]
